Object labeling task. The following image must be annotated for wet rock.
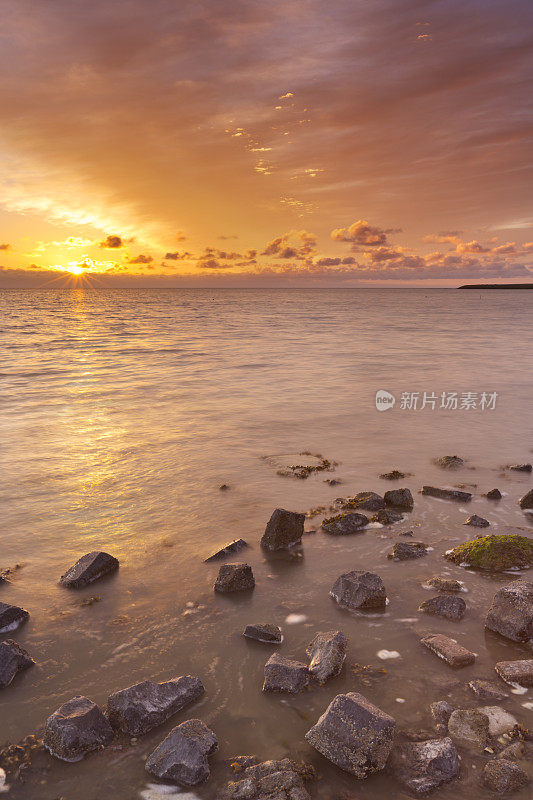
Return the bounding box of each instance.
[372,508,403,525]
[436,455,465,470]
[243,623,282,644]
[519,489,533,510]
[468,679,508,701]
[343,491,385,511]
[486,489,503,500]
[0,602,29,634]
[0,640,35,689]
[485,579,533,642]
[447,708,490,751]
[380,470,406,480]
[426,577,464,592]
[483,759,530,793]
[263,653,309,693]
[305,692,396,778]
[446,536,533,572]
[261,509,305,551]
[479,706,518,737]
[421,486,472,501]
[44,696,113,762]
[497,742,526,761]
[227,754,260,771]
[214,563,255,593]
[306,630,347,684]
[221,758,310,800]
[419,595,466,621]
[145,719,217,785]
[219,483,230,490]
[463,514,490,528]
[430,701,455,734]
[107,676,205,736]
[388,541,427,560]
[321,512,369,535]
[59,551,119,588]
[508,464,532,473]
[494,659,533,686]
[389,737,460,793]
[421,634,476,667]
[325,478,342,486]
[204,539,248,562]
[400,530,414,537]
[384,488,414,510]
[330,570,387,610]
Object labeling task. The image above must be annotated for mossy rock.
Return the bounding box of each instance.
[445,535,533,571]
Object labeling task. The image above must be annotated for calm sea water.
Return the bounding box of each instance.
[1,288,532,799]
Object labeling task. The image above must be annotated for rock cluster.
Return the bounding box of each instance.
[220,758,310,800]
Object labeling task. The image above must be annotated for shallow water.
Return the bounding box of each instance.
[0,288,532,799]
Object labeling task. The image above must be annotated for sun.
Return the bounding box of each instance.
[69,265,84,276]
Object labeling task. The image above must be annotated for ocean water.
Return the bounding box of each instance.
[0,287,532,799]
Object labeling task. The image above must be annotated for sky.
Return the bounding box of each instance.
[1,0,532,288]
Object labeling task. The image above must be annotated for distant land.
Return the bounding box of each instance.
[458,283,533,289]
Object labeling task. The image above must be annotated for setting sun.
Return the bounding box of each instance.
[69,265,84,275]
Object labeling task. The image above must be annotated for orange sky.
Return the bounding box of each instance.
[1,0,532,287]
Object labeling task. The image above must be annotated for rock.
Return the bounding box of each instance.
[400,530,414,536]
[214,563,255,593]
[372,508,403,525]
[107,676,205,736]
[435,456,465,470]
[486,489,502,500]
[478,706,518,736]
[321,512,369,535]
[494,659,533,686]
[467,679,508,701]
[219,483,230,490]
[380,470,406,480]
[421,486,472,501]
[389,737,460,793]
[342,491,385,511]
[497,742,526,761]
[330,570,387,610]
[306,630,347,684]
[221,758,310,800]
[325,478,342,486]
[463,514,490,528]
[0,640,35,689]
[426,577,464,592]
[447,708,490,751]
[262,654,309,693]
[508,464,532,473]
[446,536,533,571]
[384,488,414,510]
[145,719,217,785]
[243,623,282,644]
[59,552,119,588]
[519,489,533,510]
[483,759,530,793]
[430,701,455,733]
[418,595,466,621]
[305,692,396,778]
[261,509,305,551]
[204,539,248,562]
[420,634,475,667]
[485,579,533,642]
[44,696,113,761]
[0,602,29,634]
[388,541,427,560]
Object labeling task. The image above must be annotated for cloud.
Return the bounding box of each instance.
[165,251,193,260]
[99,235,123,249]
[262,230,317,259]
[456,240,490,254]
[330,220,389,247]
[128,253,153,264]
[0,243,10,250]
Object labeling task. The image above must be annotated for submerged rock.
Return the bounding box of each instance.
[447,708,490,751]
[445,535,533,571]
[372,508,403,525]
[463,514,490,528]
[519,489,533,510]
[380,470,406,480]
[497,742,526,761]
[330,570,387,610]
[494,659,533,686]
[430,701,455,734]
[0,640,35,689]
[214,563,255,593]
[306,630,347,684]
[420,634,475,667]
[388,541,427,560]
[44,696,113,762]
[421,486,472,501]
[321,512,368,535]
[243,623,282,644]
[384,488,414,510]
[107,676,205,736]
[262,654,309,693]
[419,595,466,621]
[389,737,460,793]
[486,489,503,500]
[59,551,119,588]
[426,577,464,592]
[204,539,248,562]
[0,602,29,634]
[508,463,532,473]
[435,455,465,470]
[261,509,305,551]
[220,758,310,800]
[305,692,396,778]
[485,579,533,642]
[468,679,508,701]
[145,719,217,785]
[342,491,385,511]
[483,759,530,793]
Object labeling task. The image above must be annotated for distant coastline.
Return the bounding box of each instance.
[458,283,533,289]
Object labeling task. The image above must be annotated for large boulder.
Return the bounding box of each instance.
[445,536,533,571]
[305,692,395,777]
[483,759,530,793]
[59,552,119,588]
[420,634,475,667]
[389,737,460,793]
[321,512,368,535]
[384,488,414,510]
[261,509,305,551]
[220,758,310,800]
[418,595,466,621]
[145,719,217,785]
[0,640,35,689]
[447,708,490,751]
[330,570,387,610]
[306,630,347,684]
[262,654,309,693]
[485,579,533,642]
[107,675,205,736]
[494,659,533,686]
[421,486,472,501]
[0,602,29,634]
[44,696,114,761]
[214,563,255,593]
[519,489,533,510]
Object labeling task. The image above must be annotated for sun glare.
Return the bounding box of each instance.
[69,265,84,275]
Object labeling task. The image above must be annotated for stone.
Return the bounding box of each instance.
[483,759,530,793]
[497,742,526,761]
[435,456,465,470]
[0,602,29,634]
[145,719,217,785]
[343,491,385,511]
[305,692,396,778]
[107,675,205,736]
[44,696,113,762]
[214,563,255,593]
[494,659,533,686]
[426,577,464,592]
[204,539,248,562]
[372,508,403,525]
[430,701,455,734]
[420,634,475,667]
[400,530,414,536]
[389,737,460,793]
[325,478,342,486]
[0,639,35,689]
[321,512,368,535]
[485,579,533,642]
[262,654,309,693]
[261,509,305,551]
[388,541,427,560]
[219,483,230,490]
[446,536,533,572]
[384,488,414,510]
[519,489,533,510]
[447,708,490,751]
[243,623,282,644]
[478,706,518,737]
[486,489,502,500]
[330,570,387,610]
[418,595,466,621]
[463,514,490,527]
[380,470,406,480]
[421,486,472,501]
[509,463,532,473]
[306,630,347,684]
[220,758,310,800]
[467,679,508,701]
[59,551,119,588]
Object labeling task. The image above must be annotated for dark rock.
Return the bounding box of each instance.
[463,514,490,528]
[145,718,217,785]
[243,623,282,643]
[214,563,255,593]
[219,483,230,490]
[324,478,342,486]
[263,654,309,693]
[227,754,260,771]
[485,579,533,642]
[384,488,414,510]
[400,530,414,536]
[389,737,460,793]
[380,470,406,480]
[430,701,455,733]
[330,570,387,610]
[0,640,35,689]
[321,512,369,535]
[446,536,533,572]
[508,464,532,473]
[107,675,205,736]
[0,602,29,634]
[497,742,526,761]
[519,489,533,510]
[426,577,464,592]
[59,552,119,589]
[421,634,476,667]
[421,486,472,501]
[306,630,347,684]
[483,759,530,793]
[305,692,396,778]
[419,595,466,621]
[261,509,305,551]
[343,491,385,511]
[388,541,427,560]
[44,696,113,761]
[221,758,310,800]
[486,489,502,500]
[447,709,490,751]
[204,539,248,562]
[372,508,403,525]
[435,455,465,470]
[494,659,533,686]
[468,679,508,701]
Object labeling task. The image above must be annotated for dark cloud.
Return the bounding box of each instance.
[0,243,10,250]
[128,253,153,264]
[165,251,193,260]
[99,235,123,248]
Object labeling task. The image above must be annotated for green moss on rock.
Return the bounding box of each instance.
[445,535,533,571]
